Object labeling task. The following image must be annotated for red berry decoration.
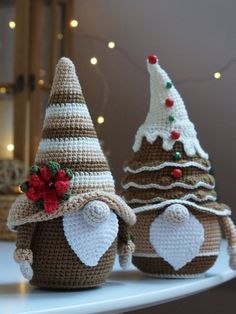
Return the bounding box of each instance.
[171,168,183,179]
[148,55,158,64]
[165,98,174,107]
[20,162,73,214]
[171,130,180,140]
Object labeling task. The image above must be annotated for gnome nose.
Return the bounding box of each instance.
[163,204,189,226]
[83,200,110,227]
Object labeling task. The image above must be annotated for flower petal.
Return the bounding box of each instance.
[43,188,59,214]
[54,180,69,196]
[26,187,43,201]
[55,169,68,181]
[40,167,52,182]
[28,174,45,189]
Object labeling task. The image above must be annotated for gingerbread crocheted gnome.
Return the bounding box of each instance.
[8,57,136,289]
[121,55,236,278]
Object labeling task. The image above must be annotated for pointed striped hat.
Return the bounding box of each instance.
[8,58,136,230]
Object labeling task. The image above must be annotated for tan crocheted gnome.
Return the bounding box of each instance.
[122,55,236,278]
[8,57,136,289]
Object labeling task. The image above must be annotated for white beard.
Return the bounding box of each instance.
[63,209,118,267]
[150,211,204,270]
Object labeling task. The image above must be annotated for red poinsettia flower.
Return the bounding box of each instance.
[20,162,73,214]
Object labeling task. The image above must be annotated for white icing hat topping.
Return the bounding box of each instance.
[133,55,208,159]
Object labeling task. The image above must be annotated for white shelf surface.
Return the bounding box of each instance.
[0,240,235,314]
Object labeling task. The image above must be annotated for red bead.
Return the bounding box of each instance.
[171,168,183,179]
[171,130,180,140]
[165,98,174,107]
[148,55,158,64]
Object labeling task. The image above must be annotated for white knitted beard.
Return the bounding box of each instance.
[150,208,204,270]
[63,207,118,267]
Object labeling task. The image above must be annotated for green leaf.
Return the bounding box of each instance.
[64,168,73,179]
[35,199,44,210]
[46,161,60,175]
[60,190,71,201]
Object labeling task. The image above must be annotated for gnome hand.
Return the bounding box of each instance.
[83,200,111,227]
[119,240,135,270]
[14,248,34,280]
[19,261,33,280]
[228,246,236,270]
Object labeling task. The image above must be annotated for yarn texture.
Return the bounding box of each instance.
[121,55,236,277]
[8,57,135,288]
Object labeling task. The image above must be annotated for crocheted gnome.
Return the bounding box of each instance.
[7,57,136,289]
[122,55,236,278]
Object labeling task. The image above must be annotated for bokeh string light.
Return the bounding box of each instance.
[77,33,236,128]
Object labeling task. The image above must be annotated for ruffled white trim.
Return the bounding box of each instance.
[124,194,217,204]
[133,199,231,216]
[122,181,215,190]
[133,125,208,159]
[124,161,211,173]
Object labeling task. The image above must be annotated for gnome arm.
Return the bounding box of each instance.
[220,216,236,270]
[14,223,36,265]
[118,219,135,270]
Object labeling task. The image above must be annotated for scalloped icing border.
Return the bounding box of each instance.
[133,199,231,216]
[124,161,211,173]
[133,126,209,160]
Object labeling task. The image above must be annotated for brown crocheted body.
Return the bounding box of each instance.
[30,217,117,289]
[131,209,222,277]
[133,256,217,277]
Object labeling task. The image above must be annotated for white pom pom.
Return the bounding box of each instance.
[83,200,110,227]
[163,204,189,226]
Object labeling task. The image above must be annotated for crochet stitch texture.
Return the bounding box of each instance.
[8,57,135,289]
[122,55,236,277]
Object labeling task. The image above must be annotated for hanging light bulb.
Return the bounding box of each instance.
[38,79,44,85]
[57,33,63,40]
[90,57,98,65]
[9,21,16,29]
[214,72,221,79]
[7,144,14,151]
[97,116,104,124]
[0,87,7,94]
[69,19,78,28]
[108,41,115,49]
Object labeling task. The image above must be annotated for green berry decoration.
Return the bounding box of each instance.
[46,161,60,175]
[30,165,40,175]
[166,82,172,89]
[173,151,182,160]
[20,181,28,193]
[168,114,175,122]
